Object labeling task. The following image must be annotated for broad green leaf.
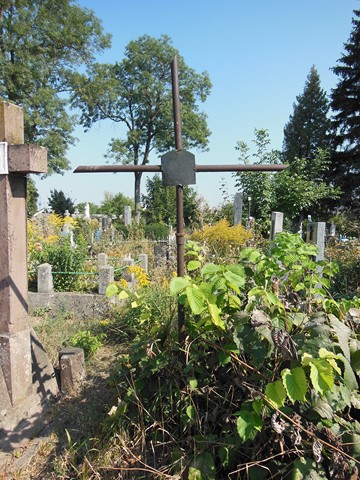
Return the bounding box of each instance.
[118,290,129,300]
[186,285,205,314]
[309,359,334,395]
[228,294,242,308]
[264,290,283,306]
[329,314,351,360]
[207,302,225,330]
[187,260,202,271]
[131,301,139,308]
[189,452,215,480]
[252,399,263,415]
[310,393,334,419]
[240,247,258,261]
[281,367,307,403]
[301,353,314,367]
[236,410,262,442]
[105,283,118,297]
[201,263,221,275]
[318,349,342,375]
[325,384,352,411]
[265,380,286,408]
[189,378,198,391]
[292,313,309,327]
[294,283,306,292]
[292,457,327,479]
[226,264,245,276]
[217,351,231,365]
[248,286,265,298]
[170,276,190,296]
[186,405,196,419]
[223,271,246,288]
[336,354,358,391]
[351,350,360,372]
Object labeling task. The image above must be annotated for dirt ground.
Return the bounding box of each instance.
[0,344,120,480]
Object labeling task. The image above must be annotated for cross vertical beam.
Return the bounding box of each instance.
[0,101,53,431]
[171,56,186,344]
[0,103,32,407]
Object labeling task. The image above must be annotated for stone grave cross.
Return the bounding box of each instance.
[0,101,54,431]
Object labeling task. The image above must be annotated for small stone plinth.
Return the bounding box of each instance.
[59,347,85,393]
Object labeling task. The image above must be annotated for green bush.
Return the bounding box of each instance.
[104,232,360,479]
[69,330,106,358]
[327,241,360,296]
[35,237,87,291]
[143,222,169,240]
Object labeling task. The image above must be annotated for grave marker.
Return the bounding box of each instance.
[233,192,243,226]
[74,57,287,344]
[306,221,326,261]
[124,205,132,226]
[0,101,58,431]
[270,211,284,240]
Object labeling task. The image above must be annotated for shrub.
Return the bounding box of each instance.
[143,222,169,240]
[69,330,106,358]
[103,233,360,479]
[190,218,252,259]
[327,241,360,296]
[35,237,87,291]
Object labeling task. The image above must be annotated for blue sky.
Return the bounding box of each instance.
[34,0,359,209]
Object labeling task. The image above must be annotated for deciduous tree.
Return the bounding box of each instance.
[71,34,211,217]
[142,174,200,228]
[234,129,280,224]
[0,0,111,174]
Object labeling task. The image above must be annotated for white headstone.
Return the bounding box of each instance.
[84,202,90,218]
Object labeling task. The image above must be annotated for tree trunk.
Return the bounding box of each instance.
[134,171,142,222]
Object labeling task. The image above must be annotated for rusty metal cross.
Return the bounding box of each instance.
[74,56,287,343]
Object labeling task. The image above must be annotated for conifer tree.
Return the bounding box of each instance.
[283,66,331,167]
[330,9,360,210]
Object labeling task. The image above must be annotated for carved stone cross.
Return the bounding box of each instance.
[0,101,57,432]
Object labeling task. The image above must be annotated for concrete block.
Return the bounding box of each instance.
[97,253,108,267]
[98,265,114,295]
[37,264,53,294]
[59,347,85,393]
[8,144,47,173]
[0,101,24,144]
[121,257,134,283]
[270,211,284,240]
[0,329,32,405]
[137,253,148,273]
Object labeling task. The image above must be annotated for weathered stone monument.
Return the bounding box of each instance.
[233,192,243,226]
[0,101,58,434]
[124,205,132,226]
[270,211,284,240]
[306,221,326,261]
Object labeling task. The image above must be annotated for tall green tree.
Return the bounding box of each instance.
[330,9,360,211]
[234,130,340,230]
[142,175,200,228]
[98,192,134,218]
[0,0,111,174]
[282,66,331,166]
[234,129,281,224]
[26,177,39,217]
[273,149,340,224]
[71,34,211,217]
[48,189,75,215]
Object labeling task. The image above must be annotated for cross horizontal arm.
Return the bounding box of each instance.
[74,164,287,174]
